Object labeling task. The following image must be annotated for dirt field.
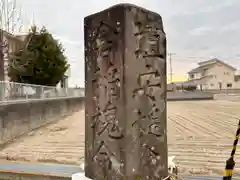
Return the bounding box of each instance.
[1,100,240,176]
[0,109,85,166]
[167,100,240,176]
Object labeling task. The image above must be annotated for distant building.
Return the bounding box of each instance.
[62,66,70,88]
[0,29,27,81]
[57,66,70,88]
[167,81,197,91]
[187,58,240,90]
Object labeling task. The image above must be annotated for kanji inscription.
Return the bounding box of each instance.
[85,4,167,180]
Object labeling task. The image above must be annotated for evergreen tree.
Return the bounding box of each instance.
[8,25,69,86]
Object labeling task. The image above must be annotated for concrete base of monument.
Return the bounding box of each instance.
[71,163,92,180]
[71,172,92,180]
[71,160,178,180]
[72,161,233,180]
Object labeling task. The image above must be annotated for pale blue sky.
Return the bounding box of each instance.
[17,0,240,86]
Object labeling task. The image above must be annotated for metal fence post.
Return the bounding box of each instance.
[41,86,44,99]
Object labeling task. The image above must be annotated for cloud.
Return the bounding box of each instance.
[220,21,240,32]
[19,0,240,85]
[189,27,213,36]
[53,35,82,46]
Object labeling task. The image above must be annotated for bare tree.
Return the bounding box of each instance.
[0,0,24,34]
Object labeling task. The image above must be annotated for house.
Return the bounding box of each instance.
[187,58,240,90]
[0,29,27,81]
[56,66,70,88]
[0,30,34,100]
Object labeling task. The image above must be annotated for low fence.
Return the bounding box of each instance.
[0,81,84,102]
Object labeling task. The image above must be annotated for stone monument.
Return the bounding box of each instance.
[84,3,167,180]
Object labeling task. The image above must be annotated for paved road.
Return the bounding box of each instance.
[1,100,240,178]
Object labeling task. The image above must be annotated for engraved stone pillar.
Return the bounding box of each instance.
[84,3,167,180]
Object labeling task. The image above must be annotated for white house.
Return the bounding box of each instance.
[187,58,240,90]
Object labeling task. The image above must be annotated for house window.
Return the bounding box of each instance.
[211,83,214,87]
[227,83,232,88]
[190,74,194,79]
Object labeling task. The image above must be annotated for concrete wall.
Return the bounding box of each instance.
[214,94,240,101]
[167,91,214,101]
[0,97,84,145]
[203,89,240,94]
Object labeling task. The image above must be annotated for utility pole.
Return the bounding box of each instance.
[168,52,175,83]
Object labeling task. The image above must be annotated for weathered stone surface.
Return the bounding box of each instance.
[84,3,167,179]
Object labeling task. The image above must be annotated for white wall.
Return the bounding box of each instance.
[189,62,239,90]
[203,63,236,89]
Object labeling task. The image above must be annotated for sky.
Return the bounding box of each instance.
[16,0,240,85]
